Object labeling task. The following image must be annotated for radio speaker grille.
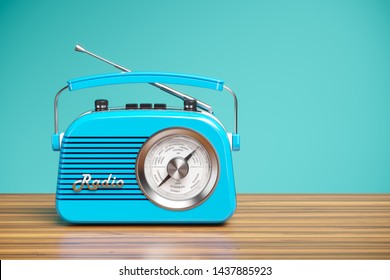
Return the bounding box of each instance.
[56,136,148,201]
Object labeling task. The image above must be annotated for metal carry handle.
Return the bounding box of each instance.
[53,71,239,150]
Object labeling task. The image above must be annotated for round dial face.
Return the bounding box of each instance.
[136,128,219,210]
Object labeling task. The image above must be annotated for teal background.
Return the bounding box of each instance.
[0,0,389,193]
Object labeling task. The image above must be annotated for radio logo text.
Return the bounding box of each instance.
[72,174,124,192]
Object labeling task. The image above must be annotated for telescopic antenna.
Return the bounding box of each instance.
[75,44,213,113]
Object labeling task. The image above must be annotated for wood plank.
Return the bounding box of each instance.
[0,194,389,259]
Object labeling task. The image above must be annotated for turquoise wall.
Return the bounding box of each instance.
[0,0,389,193]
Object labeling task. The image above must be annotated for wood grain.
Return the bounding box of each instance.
[0,194,389,259]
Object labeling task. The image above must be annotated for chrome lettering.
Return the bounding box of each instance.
[72,174,124,192]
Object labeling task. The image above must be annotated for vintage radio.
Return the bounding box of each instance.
[51,45,240,223]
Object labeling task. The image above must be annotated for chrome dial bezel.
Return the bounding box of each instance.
[136,128,219,210]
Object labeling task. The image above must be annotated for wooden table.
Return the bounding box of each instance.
[0,194,389,259]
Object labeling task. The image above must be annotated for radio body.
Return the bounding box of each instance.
[52,48,240,224]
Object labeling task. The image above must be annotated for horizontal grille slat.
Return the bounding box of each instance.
[62,152,139,154]
[61,156,137,159]
[59,172,134,175]
[60,164,135,168]
[57,136,148,201]
[61,146,143,150]
[60,161,136,165]
[56,195,146,199]
[60,167,134,171]
[64,141,146,144]
[64,136,149,139]
[57,188,141,191]
[59,174,135,179]
[63,143,144,147]
[57,189,143,194]
[56,197,148,201]
[58,176,136,180]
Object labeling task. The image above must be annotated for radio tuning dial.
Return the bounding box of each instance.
[136,128,219,210]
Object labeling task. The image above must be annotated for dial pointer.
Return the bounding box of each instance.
[158,174,171,188]
[184,147,198,161]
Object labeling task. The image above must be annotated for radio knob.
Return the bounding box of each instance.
[126,103,138,109]
[154,103,167,110]
[140,103,153,109]
[95,99,108,111]
[184,99,197,111]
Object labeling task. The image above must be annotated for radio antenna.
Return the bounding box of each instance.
[75,44,213,113]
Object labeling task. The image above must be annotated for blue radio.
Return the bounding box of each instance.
[51,45,240,223]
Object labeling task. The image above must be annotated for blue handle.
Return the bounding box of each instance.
[68,72,224,92]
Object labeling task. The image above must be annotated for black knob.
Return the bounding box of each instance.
[154,103,167,110]
[126,103,138,109]
[184,99,197,111]
[140,103,153,109]
[95,99,108,111]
